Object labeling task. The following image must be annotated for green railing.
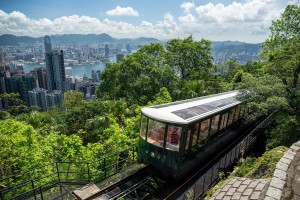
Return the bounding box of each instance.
[0,146,138,200]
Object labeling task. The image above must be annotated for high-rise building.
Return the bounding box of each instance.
[28,88,47,111]
[65,67,73,76]
[105,44,109,57]
[0,76,6,94]
[44,35,52,54]
[116,54,124,62]
[126,44,131,53]
[0,48,4,65]
[46,90,63,109]
[44,36,67,92]
[34,67,47,89]
[6,75,36,105]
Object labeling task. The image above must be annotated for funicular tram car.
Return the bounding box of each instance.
[138,91,248,179]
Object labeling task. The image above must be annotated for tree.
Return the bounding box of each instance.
[238,5,300,148]
[260,5,300,117]
[0,93,30,115]
[0,119,46,177]
[221,59,242,81]
[165,36,213,80]
[63,90,85,110]
[97,43,176,105]
[15,111,56,135]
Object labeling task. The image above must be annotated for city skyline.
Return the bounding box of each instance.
[0,0,299,43]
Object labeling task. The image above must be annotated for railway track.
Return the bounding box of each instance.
[74,116,270,200]
[75,165,166,200]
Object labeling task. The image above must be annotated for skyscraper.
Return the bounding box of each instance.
[28,88,47,111]
[44,36,67,92]
[105,44,109,57]
[126,44,131,53]
[44,35,52,54]
[34,67,47,89]
[6,75,36,105]
[46,90,63,109]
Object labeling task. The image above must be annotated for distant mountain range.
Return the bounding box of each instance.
[212,42,262,55]
[0,34,160,46]
[0,34,263,62]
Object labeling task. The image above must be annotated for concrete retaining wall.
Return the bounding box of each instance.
[264,141,300,200]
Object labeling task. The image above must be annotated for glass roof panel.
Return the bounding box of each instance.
[171,96,239,120]
[201,104,217,111]
[172,109,198,120]
[188,106,209,115]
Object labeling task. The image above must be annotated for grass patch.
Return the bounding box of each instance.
[231,146,288,179]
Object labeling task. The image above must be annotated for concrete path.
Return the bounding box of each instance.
[210,177,269,200]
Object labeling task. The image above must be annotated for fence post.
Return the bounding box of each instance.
[132,147,135,164]
[31,180,37,200]
[87,163,91,183]
[39,187,44,200]
[103,158,107,179]
[55,162,61,183]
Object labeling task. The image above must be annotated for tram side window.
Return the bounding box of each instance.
[227,108,235,126]
[200,119,210,141]
[166,125,182,151]
[140,115,147,140]
[147,119,165,148]
[220,113,228,130]
[193,123,199,146]
[210,115,220,135]
[185,129,192,150]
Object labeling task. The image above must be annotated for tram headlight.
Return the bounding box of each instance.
[150,152,155,157]
[157,154,161,159]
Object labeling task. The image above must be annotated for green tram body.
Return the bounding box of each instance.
[138,91,248,179]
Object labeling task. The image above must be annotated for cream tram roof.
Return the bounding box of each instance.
[141,91,241,124]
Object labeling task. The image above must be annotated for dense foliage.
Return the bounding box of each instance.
[236,5,300,148]
[0,5,299,195]
[96,36,218,104]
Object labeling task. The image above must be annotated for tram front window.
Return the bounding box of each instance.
[147,119,166,148]
[166,125,182,151]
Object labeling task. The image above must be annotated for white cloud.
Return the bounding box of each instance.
[156,13,179,35]
[106,6,139,17]
[181,2,195,13]
[179,13,196,24]
[0,0,294,43]
[0,10,179,39]
[195,0,278,23]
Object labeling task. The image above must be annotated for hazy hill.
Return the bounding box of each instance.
[0,34,263,63]
[212,41,247,47]
[0,34,260,49]
[0,34,42,46]
[212,43,262,55]
[0,34,160,46]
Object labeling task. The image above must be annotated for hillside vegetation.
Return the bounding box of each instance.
[0,5,299,194]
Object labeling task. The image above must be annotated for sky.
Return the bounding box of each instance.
[0,0,299,43]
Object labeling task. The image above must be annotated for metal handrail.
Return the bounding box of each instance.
[0,146,138,200]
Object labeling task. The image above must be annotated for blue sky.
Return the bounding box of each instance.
[0,0,299,42]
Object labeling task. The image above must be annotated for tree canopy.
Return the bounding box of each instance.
[238,5,300,147]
